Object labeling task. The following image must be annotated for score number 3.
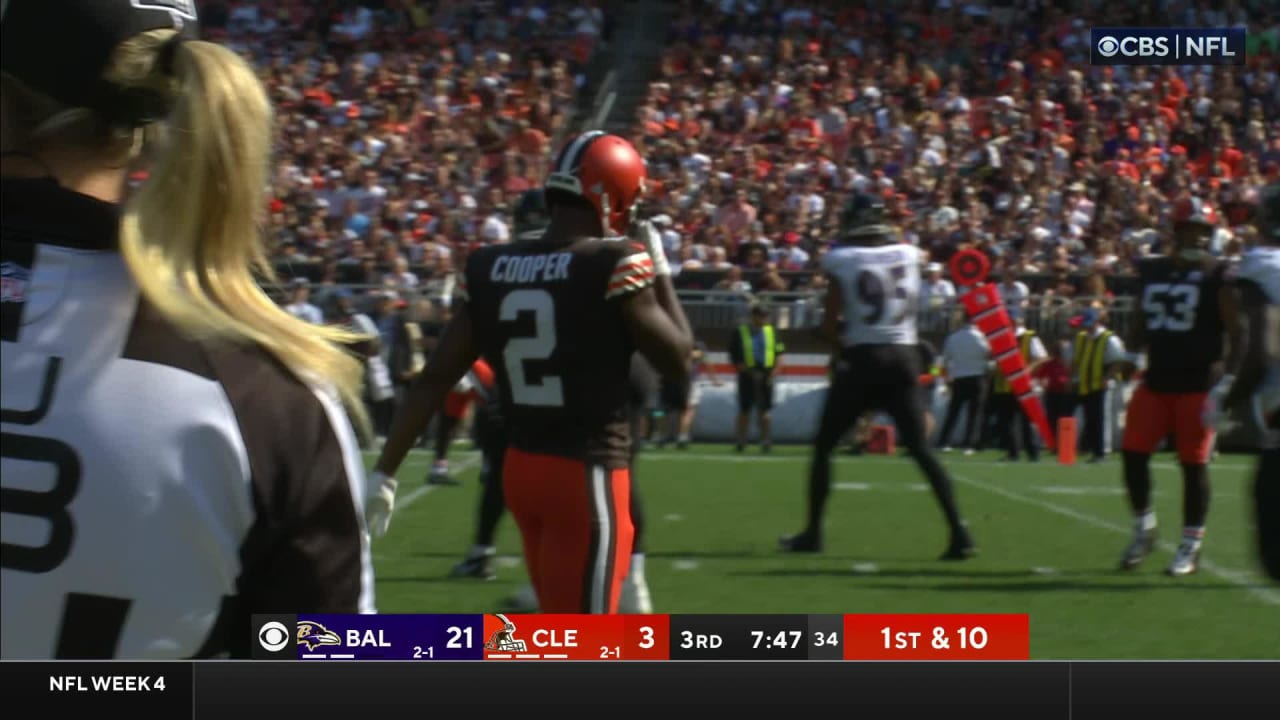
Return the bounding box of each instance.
[1142,282,1200,332]
[500,289,564,407]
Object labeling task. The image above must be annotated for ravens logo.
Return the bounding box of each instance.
[296,621,342,651]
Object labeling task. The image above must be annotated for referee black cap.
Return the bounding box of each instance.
[1,0,200,116]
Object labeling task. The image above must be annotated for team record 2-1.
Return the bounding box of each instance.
[246,613,1031,661]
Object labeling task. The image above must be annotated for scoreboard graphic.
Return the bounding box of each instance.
[251,613,1031,661]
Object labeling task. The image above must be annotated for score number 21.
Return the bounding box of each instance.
[413,625,474,659]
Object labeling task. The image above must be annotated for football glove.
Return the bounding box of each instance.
[365,470,398,538]
[1203,374,1235,433]
[632,219,671,277]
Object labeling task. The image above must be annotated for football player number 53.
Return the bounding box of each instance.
[1142,282,1200,332]
[500,289,564,407]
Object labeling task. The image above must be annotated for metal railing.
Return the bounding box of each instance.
[279,282,1136,346]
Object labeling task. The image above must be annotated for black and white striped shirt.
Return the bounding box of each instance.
[1,178,374,659]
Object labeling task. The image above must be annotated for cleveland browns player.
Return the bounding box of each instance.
[369,132,693,613]
[1118,197,1243,576]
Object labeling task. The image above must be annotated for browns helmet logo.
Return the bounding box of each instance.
[484,614,527,652]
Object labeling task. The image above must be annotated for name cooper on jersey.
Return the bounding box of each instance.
[489,253,574,284]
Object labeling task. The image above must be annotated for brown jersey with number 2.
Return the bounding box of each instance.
[458,237,656,469]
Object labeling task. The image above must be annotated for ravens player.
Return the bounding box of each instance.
[1118,197,1243,576]
[452,192,546,579]
[782,193,976,559]
[370,132,692,613]
[1218,183,1280,581]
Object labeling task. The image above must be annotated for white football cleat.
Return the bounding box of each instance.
[1118,529,1157,571]
[1166,541,1201,577]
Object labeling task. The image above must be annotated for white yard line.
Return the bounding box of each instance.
[637,450,1273,604]
[638,452,1253,473]
[393,455,482,515]
[952,473,1280,607]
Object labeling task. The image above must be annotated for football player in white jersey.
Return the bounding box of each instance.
[781,193,976,559]
[1,1,373,658]
[1219,183,1280,581]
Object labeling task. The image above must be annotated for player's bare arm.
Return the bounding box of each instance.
[624,285,692,385]
[652,273,693,345]
[1217,281,1245,382]
[375,304,479,479]
[630,219,693,351]
[1125,292,1149,371]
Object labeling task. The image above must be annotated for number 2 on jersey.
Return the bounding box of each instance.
[1142,282,1200,332]
[856,265,910,325]
[500,289,564,407]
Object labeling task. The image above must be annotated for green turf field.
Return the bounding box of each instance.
[367,445,1279,659]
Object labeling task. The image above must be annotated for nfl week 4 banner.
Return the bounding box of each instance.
[252,613,1031,661]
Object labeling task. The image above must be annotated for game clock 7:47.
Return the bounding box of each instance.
[752,630,802,650]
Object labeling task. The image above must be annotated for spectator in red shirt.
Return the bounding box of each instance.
[1034,339,1073,433]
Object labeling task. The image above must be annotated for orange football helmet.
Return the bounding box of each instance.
[545,131,646,235]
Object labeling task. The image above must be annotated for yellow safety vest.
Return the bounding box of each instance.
[739,324,781,369]
[992,330,1036,395]
[1072,329,1113,395]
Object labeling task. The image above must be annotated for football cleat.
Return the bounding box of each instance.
[1166,541,1201,577]
[426,465,460,486]
[451,553,496,580]
[1118,529,1158,570]
[940,528,978,561]
[779,531,823,553]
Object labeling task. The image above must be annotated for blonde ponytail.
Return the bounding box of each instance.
[118,39,370,434]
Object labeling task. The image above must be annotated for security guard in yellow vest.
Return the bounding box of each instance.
[729,304,785,452]
[991,313,1048,461]
[1067,306,1127,463]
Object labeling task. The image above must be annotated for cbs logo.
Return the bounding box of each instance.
[258,621,291,652]
[1095,35,1169,58]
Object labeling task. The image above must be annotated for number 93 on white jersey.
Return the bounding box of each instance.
[823,244,922,347]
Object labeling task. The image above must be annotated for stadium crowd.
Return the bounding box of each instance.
[242,1,1280,322]
[194,0,607,302]
[231,0,1280,440]
[632,0,1280,297]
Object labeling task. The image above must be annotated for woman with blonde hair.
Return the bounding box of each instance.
[1,1,374,659]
